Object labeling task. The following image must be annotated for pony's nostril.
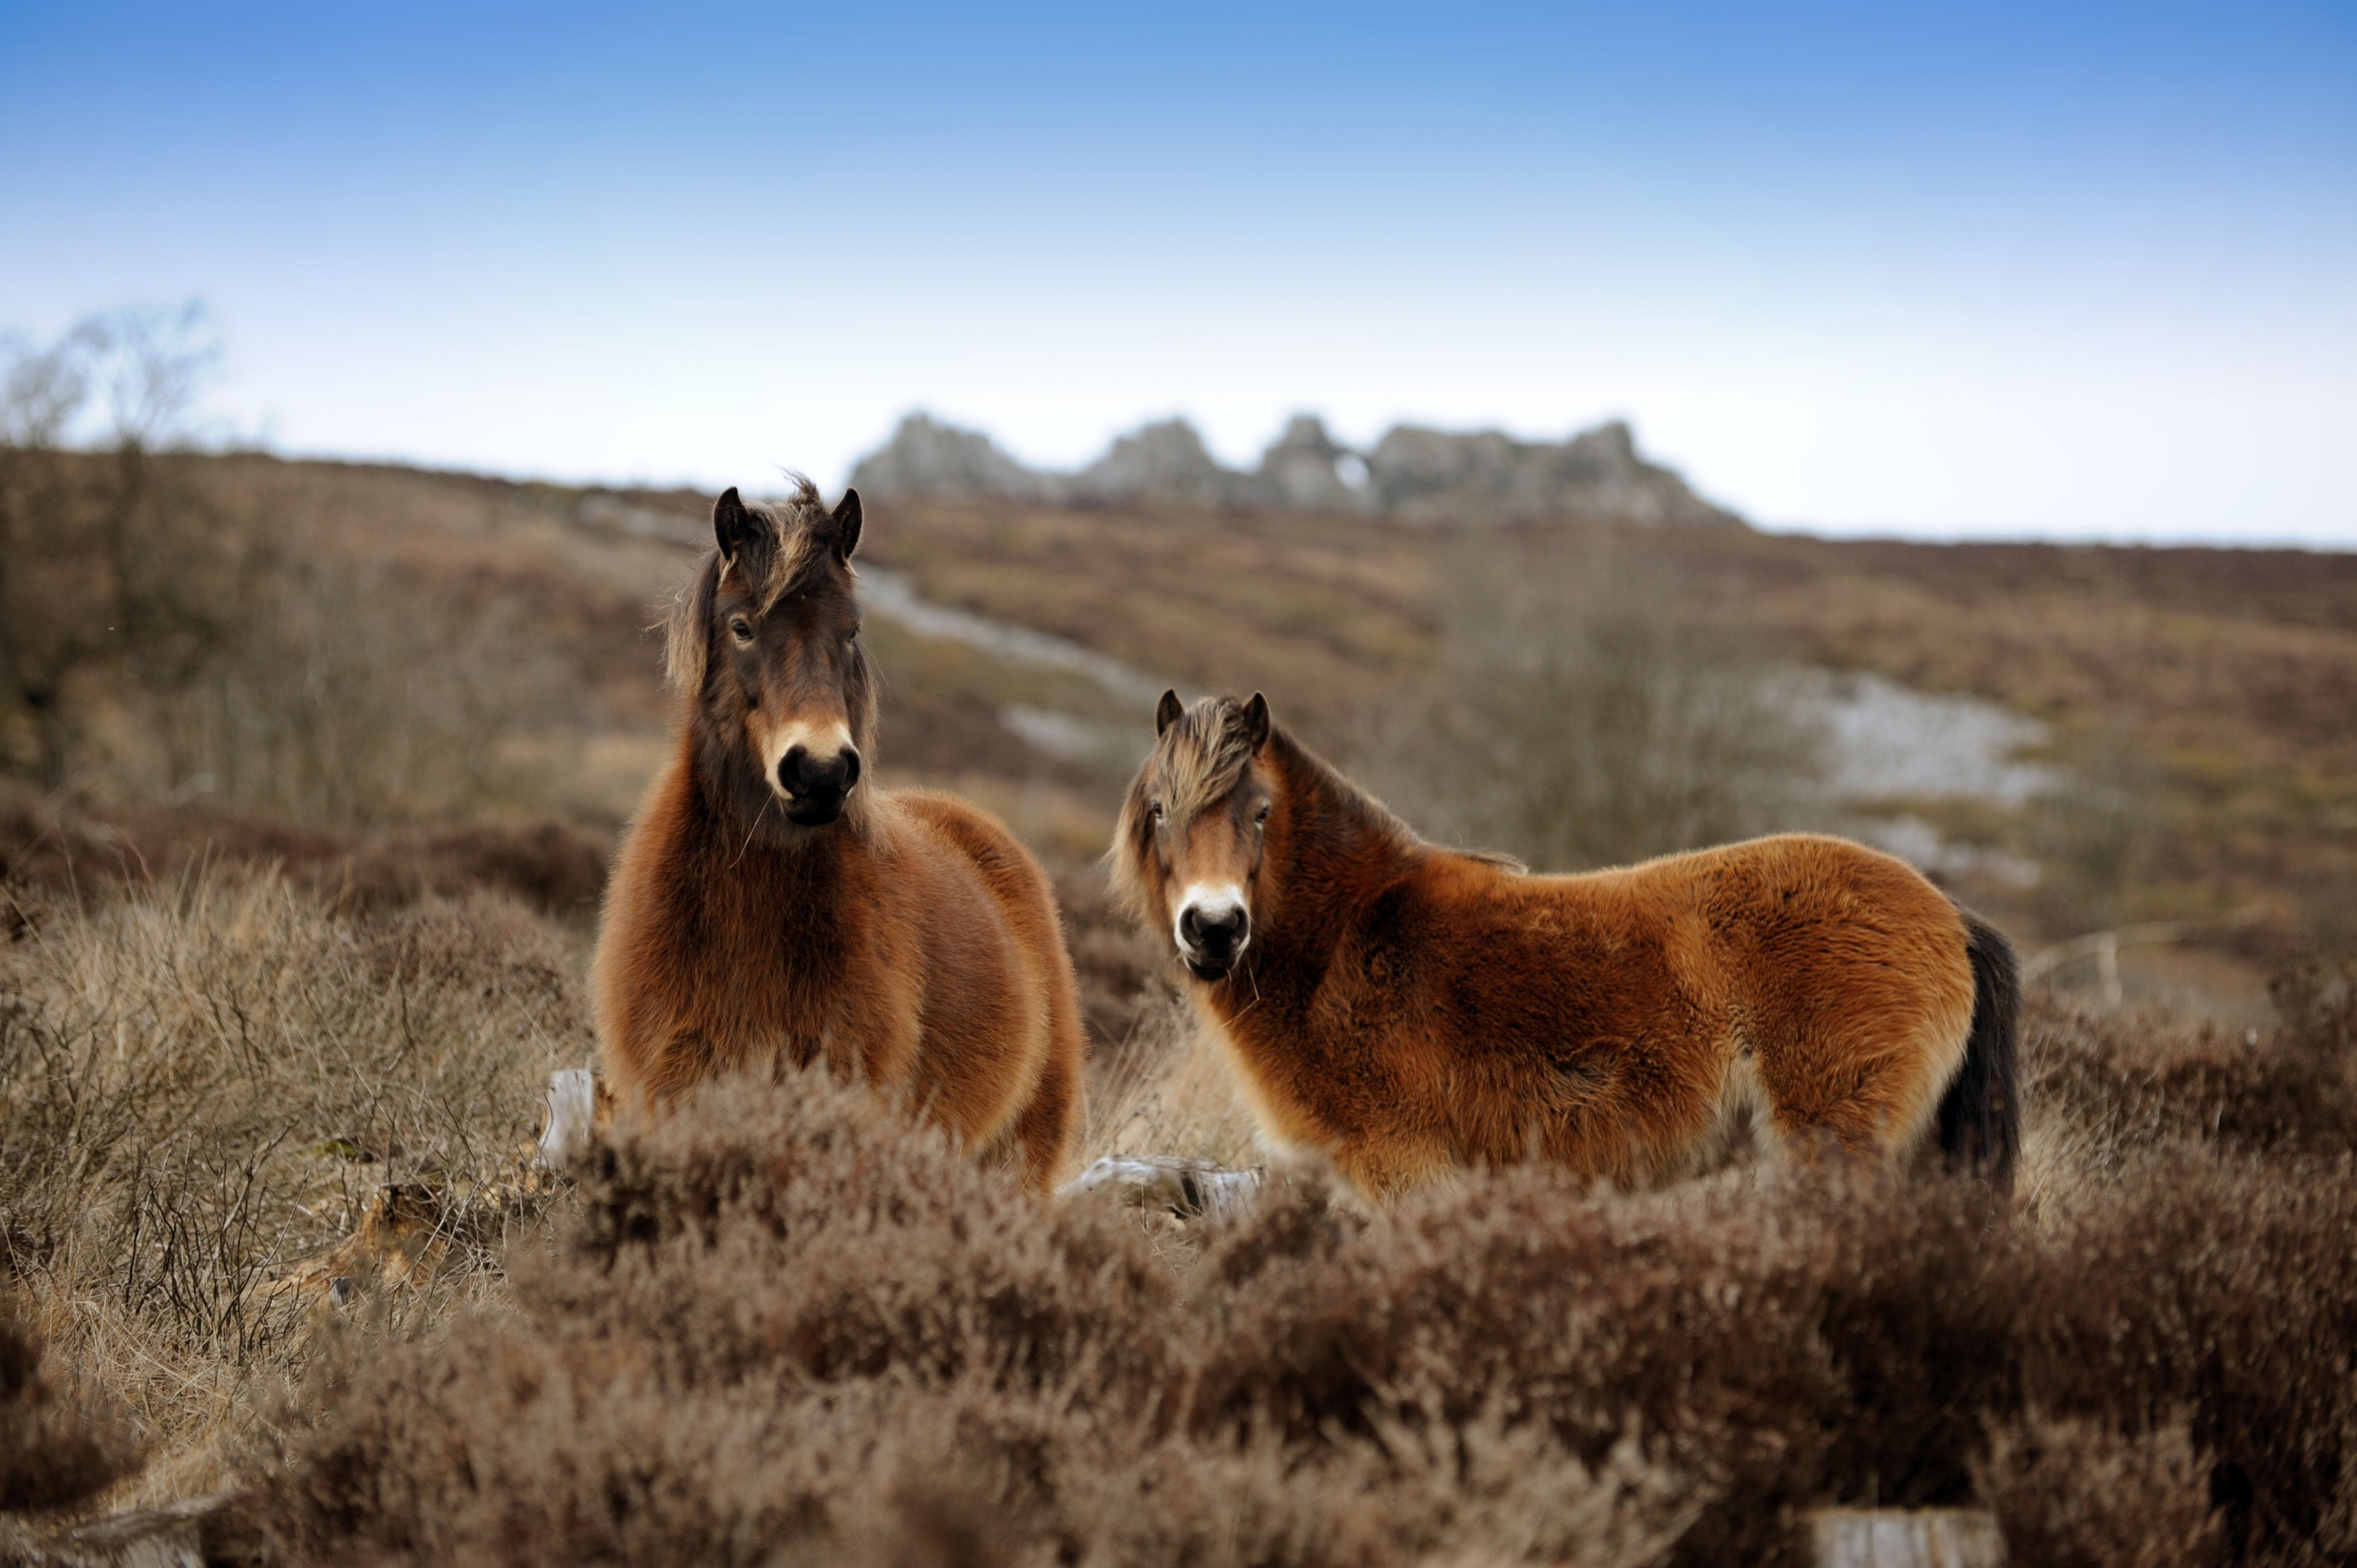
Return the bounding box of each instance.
[1182,904,1246,952]
[780,742,855,802]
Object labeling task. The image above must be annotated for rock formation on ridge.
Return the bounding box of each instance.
[849,409,1739,527]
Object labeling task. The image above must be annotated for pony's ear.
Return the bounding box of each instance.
[832,487,863,561]
[1155,689,1185,735]
[714,487,757,564]
[1240,691,1271,751]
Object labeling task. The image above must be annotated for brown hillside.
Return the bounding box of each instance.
[15,452,2352,955]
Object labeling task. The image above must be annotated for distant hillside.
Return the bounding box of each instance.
[12,451,2352,968]
[849,410,1740,527]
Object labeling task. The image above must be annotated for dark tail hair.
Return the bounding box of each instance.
[1937,907,2021,1199]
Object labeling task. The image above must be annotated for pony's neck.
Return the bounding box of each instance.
[1259,728,1417,955]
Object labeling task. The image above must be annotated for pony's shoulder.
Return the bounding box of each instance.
[606,750,697,870]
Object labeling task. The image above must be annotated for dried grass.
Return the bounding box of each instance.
[0,870,590,1502]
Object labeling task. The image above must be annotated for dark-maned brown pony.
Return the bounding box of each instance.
[594,482,1086,1191]
[1112,691,2019,1200]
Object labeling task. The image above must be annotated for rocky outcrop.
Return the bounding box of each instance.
[1367,419,1737,526]
[847,413,1065,503]
[848,409,1739,526]
[1073,418,1242,508]
[1255,415,1374,513]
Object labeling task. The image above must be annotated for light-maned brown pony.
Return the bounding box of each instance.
[593,482,1086,1191]
[1112,691,2020,1200]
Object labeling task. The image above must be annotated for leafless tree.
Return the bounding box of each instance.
[0,303,243,787]
[1362,532,1827,872]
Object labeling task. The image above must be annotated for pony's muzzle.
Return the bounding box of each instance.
[778,741,861,824]
[1177,895,1250,980]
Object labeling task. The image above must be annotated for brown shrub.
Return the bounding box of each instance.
[1976,1411,2223,1568]
[235,1046,2357,1568]
[2005,981,2357,1565]
[0,1309,141,1512]
[0,783,611,921]
[246,1076,1701,1568]
[1192,1168,2019,1568]
[552,1075,1183,1401]
[2024,979,2357,1164]
[5,864,2350,1563]
[2018,1149,2357,1566]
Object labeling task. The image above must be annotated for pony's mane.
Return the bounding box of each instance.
[1112,692,1490,926]
[1124,696,1412,857]
[1144,694,1422,845]
[662,476,848,697]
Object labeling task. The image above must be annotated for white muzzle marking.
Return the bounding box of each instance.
[1176,882,1250,963]
[759,718,854,799]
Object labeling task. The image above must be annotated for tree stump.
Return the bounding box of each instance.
[536,1066,610,1170]
[1060,1155,1262,1221]
[1806,1508,2005,1568]
[0,1491,248,1568]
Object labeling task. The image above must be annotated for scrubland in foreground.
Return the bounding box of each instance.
[3,866,2355,1567]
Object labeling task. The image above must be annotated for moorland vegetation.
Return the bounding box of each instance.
[5,312,2357,1563]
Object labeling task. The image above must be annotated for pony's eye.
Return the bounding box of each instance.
[1255,804,1271,826]
[1149,801,1165,823]
[844,623,862,644]
[729,617,755,643]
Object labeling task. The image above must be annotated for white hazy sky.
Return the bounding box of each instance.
[4,2,2353,544]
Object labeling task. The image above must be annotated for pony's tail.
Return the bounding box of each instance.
[1937,907,2021,1201]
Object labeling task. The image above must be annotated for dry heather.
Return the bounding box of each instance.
[214,969,2349,1568]
[2,863,2354,1566]
[0,782,613,922]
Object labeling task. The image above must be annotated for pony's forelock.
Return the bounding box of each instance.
[1110,695,1263,921]
[745,475,836,615]
[1155,696,1262,826]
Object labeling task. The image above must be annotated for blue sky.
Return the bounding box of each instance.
[4,2,2352,542]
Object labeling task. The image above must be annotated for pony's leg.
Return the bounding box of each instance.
[1330,1134,1454,1202]
[1011,1034,1082,1195]
[1760,1029,1955,1173]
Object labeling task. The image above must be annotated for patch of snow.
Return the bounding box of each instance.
[1852,813,2042,888]
[857,567,1168,708]
[999,705,1150,769]
[1802,671,2056,807]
